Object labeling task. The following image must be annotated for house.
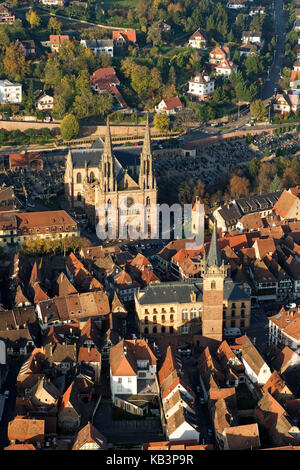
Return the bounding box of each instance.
[15,40,36,58]
[233,335,272,387]
[227,0,247,9]
[8,418,45,447]
[273,91,300,115]
[157,20,171,33]
[36,290,110,330]
[0,4,15,23]
[49,35,70,52]
[249,6,265,16]
[239,43,262,57]
[166,406,199,442]
[72,422,107,450]
[248,259,278,301]
[0,329,35,357]
[262,370,295,405]
[30,376,60,413]
[295,18,300,32]
[187,73,215,101]
[80,39,113,57]
[242,31,263,44]
[209,46,230,65]
[0,80,22,104]
[0,210,79,248]
[35,94,54,111]
[112,29,136,47]
[273,188,300,219]
[0,185,22,214]
[110,339,157,402]
[290,69,300,89]
[154,96,183,115]
[41,0,65,5]
[90,67,128,110]
[254,391,300,446]
[253,237,276,260]
[188,29,207,49]
[9,152,43,172]
[215,60,238,78]
[223,423,260,450]
[58,381,81,433]
[268,306,300,352]
[78,347,101,384]
[44,343,77,373]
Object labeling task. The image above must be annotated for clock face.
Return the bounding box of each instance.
[126,197,134,208]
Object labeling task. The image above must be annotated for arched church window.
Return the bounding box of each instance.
[107,199,111,207]
[76,173,82,184]
[211,281,216,289]
[89,171,95,183]
[146,196,151,206]
[77,193,81,201]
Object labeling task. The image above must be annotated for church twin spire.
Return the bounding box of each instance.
[101,113,156,192]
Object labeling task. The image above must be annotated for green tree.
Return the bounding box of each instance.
[48,17,62,34]
[60,114,79,140]
[269,174,282,192]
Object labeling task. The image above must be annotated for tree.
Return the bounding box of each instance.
[250,99,266,121]
[147,22,163,46]
[281,167,299,188]
[257,163,276,193]
[25,10,41,29]
[3,42,28,81]
[229,175,250,198]
[60,114,79,140]
[248,157,261,180]
[48,17,62,34]
[269,174,282,192]
[154,112,170,131]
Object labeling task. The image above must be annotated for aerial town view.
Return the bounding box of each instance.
[0,0,300,458]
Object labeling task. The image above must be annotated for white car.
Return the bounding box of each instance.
[141,244,145,250]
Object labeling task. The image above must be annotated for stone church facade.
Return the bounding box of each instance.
[64,118,157,238]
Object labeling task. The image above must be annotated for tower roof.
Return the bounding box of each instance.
[142,113,151,156]
[207,220,222,267]
[103,117,113,157]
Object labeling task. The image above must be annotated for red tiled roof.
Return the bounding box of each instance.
[161,96,183,111]
[112,29,136,43]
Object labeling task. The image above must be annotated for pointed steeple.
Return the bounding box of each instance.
[139,112,155,190]
[103,116,113,157]
[142,112,151,156]
[206,219,222,267]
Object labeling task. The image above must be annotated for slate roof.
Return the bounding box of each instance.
[137,277,249,305]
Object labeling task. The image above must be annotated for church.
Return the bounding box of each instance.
[64,117,157,237]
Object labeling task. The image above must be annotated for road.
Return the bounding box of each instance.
[262,0,285,100]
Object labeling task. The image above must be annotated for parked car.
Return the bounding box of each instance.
[4,390,9,399]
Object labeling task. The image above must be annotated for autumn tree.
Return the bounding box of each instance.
[229,175,250,198]
[154,112,170,131]
[281,167,299,188]
[3,42,28,81]
[25,10,41,29]
[250,99,266,121]
[257,163,276,193]
[48,17,62,34]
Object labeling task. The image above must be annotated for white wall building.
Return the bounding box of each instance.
[80,39,114,57]
[188,73,215,101]
[0,80,22,104]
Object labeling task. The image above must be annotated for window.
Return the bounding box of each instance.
[170,314,174,322]
[182,309,188,320]
[231,320,235,327]
[76,173,82,184]
[144,316,148,324]
[128,378,132,383]
[161,326,165,334]
[118,378,122,384]
[190,308,197,319]
[170,326,174,334]
[211,281,216,289]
